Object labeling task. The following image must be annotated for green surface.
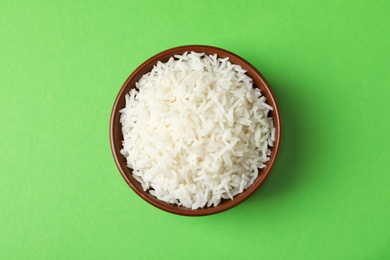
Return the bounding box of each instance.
[1,0,389,259]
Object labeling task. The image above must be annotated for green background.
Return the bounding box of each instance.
[1,0,389,259]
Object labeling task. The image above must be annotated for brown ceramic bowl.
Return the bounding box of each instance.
[110,45,281,216]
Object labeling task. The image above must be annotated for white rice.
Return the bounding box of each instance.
[120,52,275,209]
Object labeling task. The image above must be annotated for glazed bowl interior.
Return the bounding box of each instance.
[110,45,281,216]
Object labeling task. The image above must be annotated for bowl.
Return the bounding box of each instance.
[110,45,281,216]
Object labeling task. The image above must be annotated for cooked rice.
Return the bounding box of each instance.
[120,52,275,209]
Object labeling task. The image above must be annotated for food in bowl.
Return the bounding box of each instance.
[119,51,275,209]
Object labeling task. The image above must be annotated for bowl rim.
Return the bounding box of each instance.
[110,45,282,216]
